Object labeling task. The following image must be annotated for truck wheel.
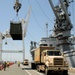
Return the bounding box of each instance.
[31,63,36,69]
[45,67,49,75]
[36,65,41,72]
[63,70,68,75]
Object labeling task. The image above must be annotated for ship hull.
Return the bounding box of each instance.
[64,50,75,67]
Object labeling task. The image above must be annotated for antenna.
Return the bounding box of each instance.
[46,23,48,37]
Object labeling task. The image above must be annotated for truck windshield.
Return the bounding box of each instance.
[47,51,61,56]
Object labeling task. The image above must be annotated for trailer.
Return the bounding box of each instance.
[31,46,69,75]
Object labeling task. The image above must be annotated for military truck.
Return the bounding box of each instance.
[31,46,69,75]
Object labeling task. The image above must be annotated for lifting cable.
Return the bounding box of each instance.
[36,0,54,24]
[13,0,22,16]
[28,0,45,31]
[26,32,39,46]
[12,0,22,21]
[7,39,22,50]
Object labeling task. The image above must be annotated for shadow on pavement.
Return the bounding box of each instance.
[22,67,33,70]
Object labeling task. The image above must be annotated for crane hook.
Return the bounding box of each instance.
[13,0,22,16]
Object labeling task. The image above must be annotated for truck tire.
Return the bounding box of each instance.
[36,65,41,72]
[63,70,68,75]
[31,63,36,69]
[45,67,49,75]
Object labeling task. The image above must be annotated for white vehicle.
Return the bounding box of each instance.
[23,59,29,65]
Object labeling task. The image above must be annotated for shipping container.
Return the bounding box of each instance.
[10,21,22,40]
[34,46,55,63]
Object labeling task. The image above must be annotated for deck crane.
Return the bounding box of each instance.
[48,0,74,67]
[21,7,31,60]
[1,7,31,60]
[22,7,31,37]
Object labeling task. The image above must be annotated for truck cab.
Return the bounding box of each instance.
[41,50,69,75]
[42,50,68,66]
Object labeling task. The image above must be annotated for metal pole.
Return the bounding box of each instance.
[23,34,25,61]
[48,0,59,21]
[46,23,48,37]
[22,19,25,61]
[0,32,2,61]
[59,0,72,27]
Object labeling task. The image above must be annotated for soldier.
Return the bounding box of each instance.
[18,61,20,67]
[7,61,10,68]
[3,61,7,71]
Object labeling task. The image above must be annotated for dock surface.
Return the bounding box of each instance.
[0,64,29,75]
[0,63,75,75]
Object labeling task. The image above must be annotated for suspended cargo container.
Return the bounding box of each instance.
[10,21,22,40]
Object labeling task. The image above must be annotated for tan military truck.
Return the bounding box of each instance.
[31,46,69,75]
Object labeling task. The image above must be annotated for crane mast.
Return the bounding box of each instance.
[48,0,73,52]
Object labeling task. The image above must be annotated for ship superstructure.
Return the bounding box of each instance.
[30,36,60,60]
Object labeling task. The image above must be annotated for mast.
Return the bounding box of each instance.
[46,23,48,37]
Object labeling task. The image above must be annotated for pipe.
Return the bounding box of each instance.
[48,0,59,21]
[59,0,72,27]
